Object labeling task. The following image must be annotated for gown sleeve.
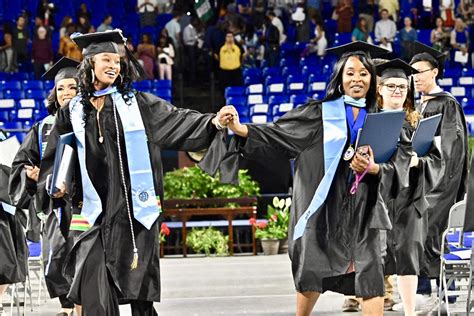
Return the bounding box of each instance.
[464,153,474,231]
[8,125,41,208]
[36,106,74,213]
[0,164,12,203]
[137,92,221,151]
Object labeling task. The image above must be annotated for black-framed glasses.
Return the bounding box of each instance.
[412,68,434,76]
[382,83,408,92]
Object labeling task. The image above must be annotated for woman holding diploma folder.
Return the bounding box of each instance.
[218,41,409,316]
[36,29,233,316]
[374,58,426,316]
[9,57,81,316]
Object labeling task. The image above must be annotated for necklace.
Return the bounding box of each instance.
[92,97,106,143]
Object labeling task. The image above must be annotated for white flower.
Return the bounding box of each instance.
[285,198,292,208]
[278,199,285,209]
[272,196,280,208]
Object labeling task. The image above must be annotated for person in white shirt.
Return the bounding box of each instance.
[267,11,286,44]
[165,12,182,49]
[136,0,157,28]
[183,17,200,83]
[374,9,397,52]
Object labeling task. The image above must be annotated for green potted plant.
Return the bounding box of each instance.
[159,223,170,257]
[250,214,286,255]
[267,197,291,253]
[185,227,229,256]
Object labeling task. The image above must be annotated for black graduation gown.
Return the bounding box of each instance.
[416,92,468,278]
[463,153,474,232]
[37,91,219,304]
[217,100,394,297]
[382,122,429,276]
[0,164,28,284]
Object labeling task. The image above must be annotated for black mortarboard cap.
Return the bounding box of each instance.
[71,30,125,58]
[326,41,390,58]
[42,57,80,83]
[409,41,448,79]
[376,58,419,81]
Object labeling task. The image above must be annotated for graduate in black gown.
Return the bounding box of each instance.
[373,58,426,315]
[36,30,233,316]
[220,41,400,316]
[409,41,468,307]
[9,57,81,316]
[0,162,28,316]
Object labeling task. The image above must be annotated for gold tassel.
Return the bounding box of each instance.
[131,248,138,270]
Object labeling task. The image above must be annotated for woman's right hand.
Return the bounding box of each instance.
[24,165,40,182]
[52,182,67,199]
[221,105,249,137]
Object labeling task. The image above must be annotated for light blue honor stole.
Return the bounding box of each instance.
[292,97,348,240]
[69,87,161,229]
[1,202,16,215]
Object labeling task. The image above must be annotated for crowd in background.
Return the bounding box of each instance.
[1,0,474,87]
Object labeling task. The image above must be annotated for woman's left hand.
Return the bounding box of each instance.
[213,106,235,129]
[350,146,379,175]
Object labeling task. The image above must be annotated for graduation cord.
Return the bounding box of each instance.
[349,161,372,195]
[112,99,139,270]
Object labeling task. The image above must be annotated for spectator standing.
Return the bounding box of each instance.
[97,15,113,32]
[335,0,354,33]
[378,0,399,21]
[267,11,286,44]
[36,0,55,28]
[399,17,418,61]
[77,15,94,34]
[59,16,73,39]
[302,15,327,56]
[218,32,243,89]
[76,3,92,21]
[137,0,157,28]
[431,17,450,53]
[12,16,30,65]
[58,24,82,61]
[375,9,397,51]
[352,17,373,43]
[440,0,455,28]
[165,11,182,67]
[34,16,52,39]
[0,32,17,73]
[450,18,470,66]
[358,0,377,32]
[263,15,280,67]
[183,17,200,84]
[157,35,175,80]
[137,34,157,79]
[32,26,53,79]
[292,6,311,42]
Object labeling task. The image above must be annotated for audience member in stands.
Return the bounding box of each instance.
[375,9,397,52]
[137,0,157,28]
[59,16,74,39]
[267,11,286,45]
[358,0,377,32]
[137,34,157,80]
[302,15,327,57]
[97,14,113,32]
[157,35,175,80]
[450,18,470,66]
[431,17,451,53]
[335,0,354,33]
[399,17,418,61]
[156,0,172,14]
[183,17,200,84]
[36,0,55,28]
[33,16,52,39]
[306,0,322,23]
[77,15,94,34]
[352,17,373,43]
[12,15,30,66]
[292,6,311,42]
[76,2,92,21]
[165,11,182,69]
[378,0,399,21]
[459,0,474,25]
[263,15,280,67]
[440,0,455,28]
[0,32,16,73]
[217,32,243,89]
[32,26,53,79]
[58,24,82,61]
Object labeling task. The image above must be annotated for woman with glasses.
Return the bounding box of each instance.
[374,58,424,316]
[409,41,468,311]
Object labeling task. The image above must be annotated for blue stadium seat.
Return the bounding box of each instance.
[450,86,470,98]
[281,66,300,77]
[9,73,30,80]
[279,57,298,68]
[23,80,44,90]
[225,86,245,99]
[268,95,289,107]
[0,121,22,130]
[235,104,250,118]
[26,90,47,100]
[458,77,474,87]
[249,103,270,116]
[43,80,55,91]
[34,109,49,121]
[18,99,37,108]
[265,75,285,86]
[4,90,25,100]
[308,82,327,94]
[153,80,172,89]
[266,83,286,95]
[462,68,474,77]
[11,108,34,121]
[299,55,320,68]
[444,68,461,78]
[463,98,474,108]
[417,29,431,44]
[1,80,21,91]
[250,114,269,124]
[243,68,262,78]
[0,99,16,110]
[438,77,453,88]
[290,94,309,107]
[262,67,280,77]
[133,80,153,90]
[245,84,264,95]
[271,102,294,116]
[287,75,306,94]
[335,32,352,44]
[0,111,9,122]
[226,96,247,107]
[244,75,262,86]
[247,94,267,105]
